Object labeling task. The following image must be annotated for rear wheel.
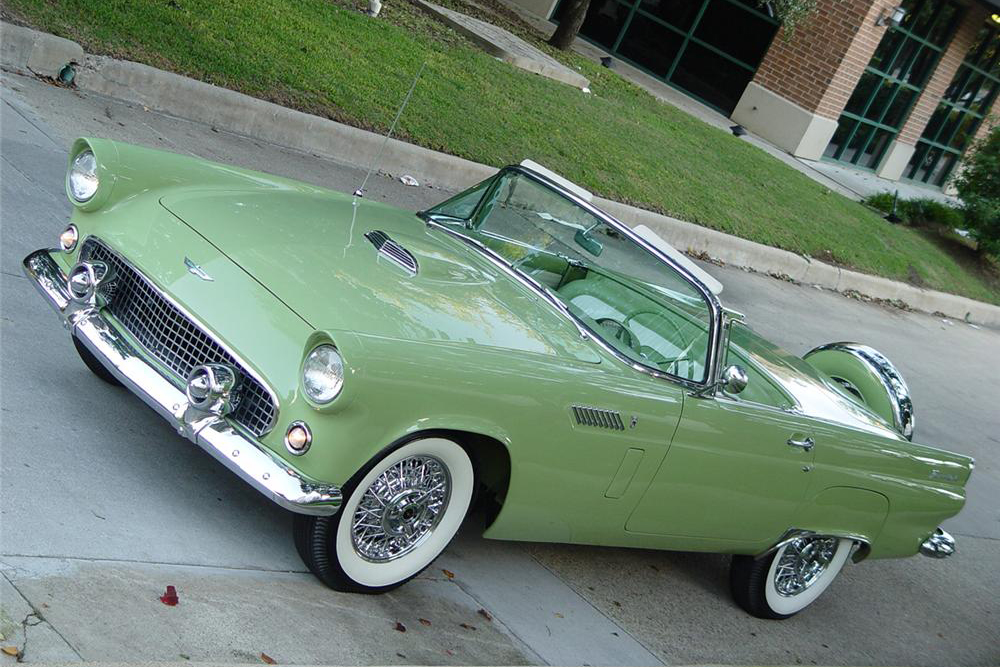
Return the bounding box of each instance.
[72,334,123,387]
[294,437,474,593]
[730,536,853,619]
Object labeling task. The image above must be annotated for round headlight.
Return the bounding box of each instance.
[302,345,344,403]
[68,150,99,202]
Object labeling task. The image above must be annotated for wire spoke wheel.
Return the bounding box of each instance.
[772,536,839,597]
[294,437,474,593]
[730,535,853,619]
[351,455,451,562]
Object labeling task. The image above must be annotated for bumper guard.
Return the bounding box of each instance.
[22,249,341,516]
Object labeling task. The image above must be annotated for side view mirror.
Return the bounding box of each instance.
[721,364,749,394]
[574,228,603,257]
[690,364,749,398]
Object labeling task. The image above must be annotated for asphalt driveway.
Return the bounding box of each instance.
[1,70,997,666]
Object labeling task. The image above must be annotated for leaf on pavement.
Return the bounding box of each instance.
[394,622,407,633]
[554,612,564,618]
[418,618,431,626]
[159,585,179,606]
[2,647,19,657]
[459,623,476,630]
[441,569,455,579]
[260,652,277,665]
[477,608,492,621]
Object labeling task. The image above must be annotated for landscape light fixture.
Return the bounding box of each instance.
[991,12,1000,24]
[876,5,906,27]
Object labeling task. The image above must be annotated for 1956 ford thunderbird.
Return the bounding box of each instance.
[24,138,972,619]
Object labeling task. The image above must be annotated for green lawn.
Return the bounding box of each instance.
[7,0,999,304]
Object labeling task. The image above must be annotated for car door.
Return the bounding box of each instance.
[626,364,816,542]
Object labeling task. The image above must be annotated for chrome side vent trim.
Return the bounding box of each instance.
[364,230,418,274]
[572,405,625,430]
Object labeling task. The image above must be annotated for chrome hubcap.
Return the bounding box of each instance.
[774,537,838,597]
[351,455,451,562]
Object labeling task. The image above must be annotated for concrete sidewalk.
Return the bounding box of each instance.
[1,20,997,328]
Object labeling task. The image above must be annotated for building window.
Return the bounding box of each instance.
[904,23,1000,187]
[557,0,779,113]
[824,0,962,170]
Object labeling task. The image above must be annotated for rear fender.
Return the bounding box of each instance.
[792,486,890,562]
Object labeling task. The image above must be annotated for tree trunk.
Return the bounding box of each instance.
[548,0,591,50]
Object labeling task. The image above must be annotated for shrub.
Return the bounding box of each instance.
[954,125,1000,257]
[863,193,965,231]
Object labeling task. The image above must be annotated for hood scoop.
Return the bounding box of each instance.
[365,230,418,275]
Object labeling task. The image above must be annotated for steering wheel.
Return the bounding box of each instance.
[595,318,639,351]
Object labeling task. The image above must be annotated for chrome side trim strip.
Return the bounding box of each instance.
[22,249,341,516]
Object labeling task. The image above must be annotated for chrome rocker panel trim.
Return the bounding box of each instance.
[919,527,956,558]
[22,249,342,516]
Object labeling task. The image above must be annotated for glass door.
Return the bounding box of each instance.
[823,0,962,170]
[905,24,1000,186]
[563,0,778,113]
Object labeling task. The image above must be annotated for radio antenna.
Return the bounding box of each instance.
[353,61,427,201]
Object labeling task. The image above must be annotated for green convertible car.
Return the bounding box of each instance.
[24,138,972,619]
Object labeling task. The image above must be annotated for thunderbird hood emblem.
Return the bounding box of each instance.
[184,257,214,281]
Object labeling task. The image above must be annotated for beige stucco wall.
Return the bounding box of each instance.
[875,141,916,181]
[731,82,839,161]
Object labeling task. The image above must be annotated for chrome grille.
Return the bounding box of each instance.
[572,405,625,430]
[365,230,418,274]
[81,239,277,436]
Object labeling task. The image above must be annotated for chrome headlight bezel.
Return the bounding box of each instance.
[67,149,99,203]
[301,344,345,404]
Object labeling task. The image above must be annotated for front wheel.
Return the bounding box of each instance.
[294,437,474,593]
[72,334,123,387]
[730,536,853,619]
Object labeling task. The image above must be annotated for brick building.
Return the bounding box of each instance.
[511,0,1000,189]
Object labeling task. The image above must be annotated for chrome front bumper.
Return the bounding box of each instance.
[919,528,956,558]
[22,249,341,516]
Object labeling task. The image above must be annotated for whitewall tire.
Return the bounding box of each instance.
[294,437,474,593]
[730,536,853,619]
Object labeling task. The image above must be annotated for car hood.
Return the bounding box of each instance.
[731,325,903,438]
[160,189,600,363]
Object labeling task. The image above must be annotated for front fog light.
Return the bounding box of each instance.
[285,421,312,455]
[59,225,79,252]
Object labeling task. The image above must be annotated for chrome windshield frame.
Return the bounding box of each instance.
[420,165,725,391]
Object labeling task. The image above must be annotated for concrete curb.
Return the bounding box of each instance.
[3,21,998,326]
[1,23,84,80]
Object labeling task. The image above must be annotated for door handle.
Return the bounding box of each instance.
[787,436,814,451]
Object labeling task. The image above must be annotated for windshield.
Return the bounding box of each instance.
[424,168,715,383]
